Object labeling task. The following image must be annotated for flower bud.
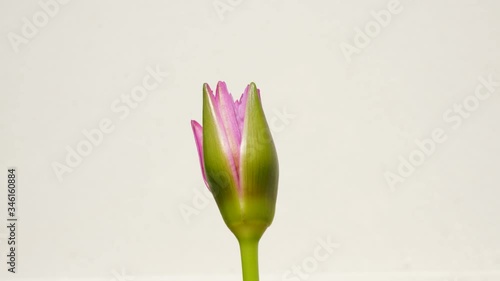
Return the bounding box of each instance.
[191,81,279,240]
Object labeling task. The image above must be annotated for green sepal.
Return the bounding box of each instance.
[230,82,279,239]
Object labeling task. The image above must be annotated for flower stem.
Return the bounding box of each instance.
[238,237,260,281]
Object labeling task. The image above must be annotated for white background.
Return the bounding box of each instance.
[1,0,500,280]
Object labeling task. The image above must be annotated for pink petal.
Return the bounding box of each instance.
[204,82,240,192]
[235,84,250,134]
[191,120,209,190]
[216,82,242,166]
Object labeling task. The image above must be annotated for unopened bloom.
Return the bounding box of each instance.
[190,81,279,240]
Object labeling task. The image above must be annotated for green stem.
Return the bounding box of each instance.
[238,238,260,281]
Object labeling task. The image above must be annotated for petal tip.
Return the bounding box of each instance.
[216,81,231,100]
[191,120,201,128]
[247,82,261,99]
[203,83,213,95]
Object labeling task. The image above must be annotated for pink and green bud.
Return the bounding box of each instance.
[190,81,279,240]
